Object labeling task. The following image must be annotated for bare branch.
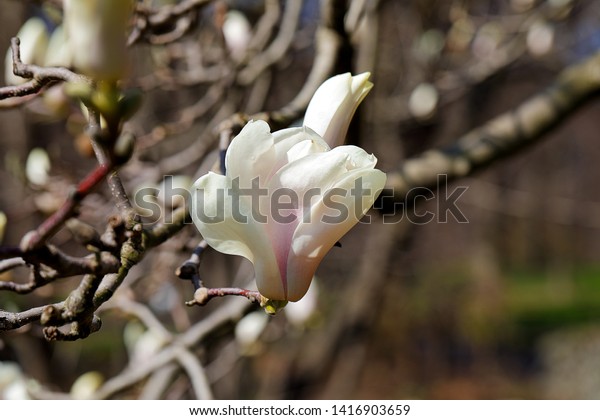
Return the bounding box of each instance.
[19,163,112,251]
[0,37,89,100]
[92,297,250,399]
[175,348,214,399]
[237,0,303,85]
[185,286,263,307]
[382,50,600,204]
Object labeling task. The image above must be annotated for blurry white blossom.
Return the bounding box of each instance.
[4,17,49,85]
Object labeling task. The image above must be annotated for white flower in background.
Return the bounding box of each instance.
[223,10,252,62]
[123,322,166,365]
[4,17,49,86]
[44,25,72,68]
[64,0,134,81]
[235,311,269,355]
[191,73,385,302]
[285,277,320,328]
[303,72,373,148]
[408,82,439,120]
[25,147,51,186]
[70,371,104,399]
[0,361,40,400]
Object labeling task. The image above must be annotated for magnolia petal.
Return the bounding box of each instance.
[269,145,378,198]
[285,168,386,301]
[303,72,373,147]
[285,139,329,163]
[271,126,329,171]
[225,120,276,186]
[190,171,286,301]
[191,172,251,259]
[327,145,378,170]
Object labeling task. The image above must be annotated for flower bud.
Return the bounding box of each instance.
[303,72,373,147]
[64,0,134,82]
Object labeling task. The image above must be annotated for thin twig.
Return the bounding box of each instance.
[101,296,173,342]
[185,287,262,307]
[19,163,112,251]
[0,257,25,274]
[237,0,303,85]
[176,240,209,290]
[92,297,250,399]
[175,347,214,399]
[381,50,600,205]
[0,38,89,100]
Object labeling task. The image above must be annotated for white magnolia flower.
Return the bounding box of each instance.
[191,120,386,302]
[64,0,134,81]
[303,72,373,147]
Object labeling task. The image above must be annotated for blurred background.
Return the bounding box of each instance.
[1,0,600,399]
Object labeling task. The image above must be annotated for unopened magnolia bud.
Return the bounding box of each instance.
[64,0,134,82]
[261,298,288,315]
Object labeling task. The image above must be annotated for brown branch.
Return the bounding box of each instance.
[176,240,208,290]
[237,0,303,85]
[92,296,251,399]
[0,257,25,274]
[185,287,263,307]
[174,348,214,399]
[381,50,600,205]
[19,163,112,251]
[0,247,119,294]
[218,0,343,133]
[0,303,64,330]
[129,0,213,45]
[0,38,89,100]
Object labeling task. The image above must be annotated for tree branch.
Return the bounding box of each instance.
[0,37,89,100]
[382,50,600,205]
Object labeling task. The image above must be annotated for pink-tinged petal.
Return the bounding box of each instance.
[190,171,286,299]
[190,73,380,303]
[285,167,387,301]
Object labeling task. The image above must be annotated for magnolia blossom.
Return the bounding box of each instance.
[303,72,373,147]
[191,119,386,302]
[64,0,134,81]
